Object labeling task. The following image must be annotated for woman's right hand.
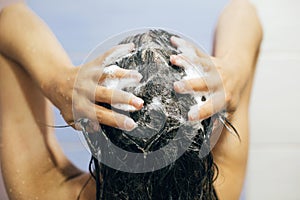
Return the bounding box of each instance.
[44,43,144,131]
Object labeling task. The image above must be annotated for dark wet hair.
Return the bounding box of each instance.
[86,29,219,200]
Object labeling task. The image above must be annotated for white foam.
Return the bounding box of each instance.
[112,104,137,112]
[102,65,143,112]
[149,96,163,110]
[102,64,119,75]
[102,65,142,89]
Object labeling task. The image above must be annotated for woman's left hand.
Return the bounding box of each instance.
[170,36,249,121]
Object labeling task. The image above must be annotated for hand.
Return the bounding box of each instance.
[170,36,248,121]
[44,43,144,131]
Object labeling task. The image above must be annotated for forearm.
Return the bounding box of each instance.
[0,2,73,90]
[213,0,263,75]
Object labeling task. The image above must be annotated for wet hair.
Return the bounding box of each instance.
[85,29,220,200]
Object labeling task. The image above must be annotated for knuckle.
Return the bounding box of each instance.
[98,87,111,102]
[96,109,105,123]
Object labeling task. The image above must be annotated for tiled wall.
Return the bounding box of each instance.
[247,0,300,199]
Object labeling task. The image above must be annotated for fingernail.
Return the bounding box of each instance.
[171,36,180,44]
[188,105,200,121]
[124,117,138,131]
[170,36,177,42]
[174,81,185,92]
[170,55,177,63]
[132,97,144,108]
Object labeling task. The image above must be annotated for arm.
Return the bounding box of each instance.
[0,3,90,200]
[170,0,262,199]
[214,0,263,64]
[0,2,143,130]
[211,1,263,199]
[212,0,263,112]
[0,2,73,90]
[0,2,142,199]
[172,0,262,119]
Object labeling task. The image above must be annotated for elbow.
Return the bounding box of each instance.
[251,2,264,46]
[231,0,264,43]
[243,0,264,45]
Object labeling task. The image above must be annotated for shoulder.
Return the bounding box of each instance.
[70,173,96,200]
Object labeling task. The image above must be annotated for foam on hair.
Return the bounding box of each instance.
[89,29,218,200]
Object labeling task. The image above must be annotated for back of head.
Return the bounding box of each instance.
[89,29,218,200]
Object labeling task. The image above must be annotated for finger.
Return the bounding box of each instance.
[100,65,142,82]
[95,86,144,110]
[174,78,209,94]
[171,36,197,59]
[86,43,135,68]
[188,92,225,121]
[170,54,206,78]
[195,47,209,58]
[170,36,208,58]
[95,105,138,131]
[170,54,194,69]
[102,43,135,65]
[69,99,100,131]
[170,55,213,72]
[170,36,192,50]
[74,119,100,133]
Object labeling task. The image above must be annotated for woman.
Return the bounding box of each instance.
[0,0,262,199]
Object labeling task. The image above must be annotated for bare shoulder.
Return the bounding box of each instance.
[72,173,96,200]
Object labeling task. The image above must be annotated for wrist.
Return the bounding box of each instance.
[40,63,72,86]
[40,63,76,105]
